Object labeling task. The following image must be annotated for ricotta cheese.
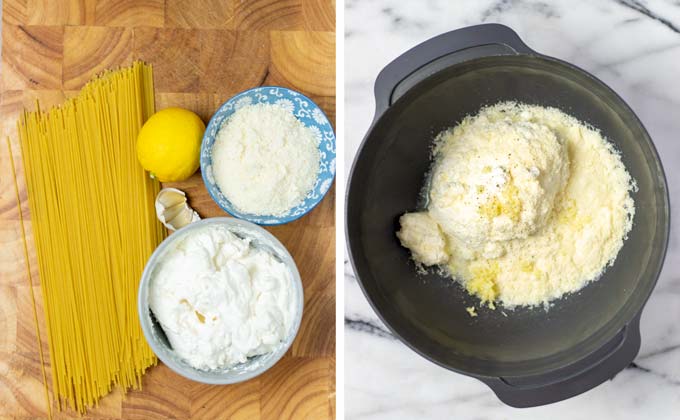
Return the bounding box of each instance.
[429,111,570,251]
[149,225,295,370]
[397,102,635,308]
[396,212,448,266]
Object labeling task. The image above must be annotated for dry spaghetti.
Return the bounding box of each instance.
[15,62,165,414]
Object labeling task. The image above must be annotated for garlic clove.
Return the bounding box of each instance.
[155,189,185,222]
[155,187,201,231]
[157,187,187,208]
[166,206,194,230]
[163,202,187,223]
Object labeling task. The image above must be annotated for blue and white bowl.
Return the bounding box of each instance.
[200,86,336,225]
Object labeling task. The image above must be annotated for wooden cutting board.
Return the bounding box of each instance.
[0,1,336,419]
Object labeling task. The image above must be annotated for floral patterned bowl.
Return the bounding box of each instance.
[200,86,336,225]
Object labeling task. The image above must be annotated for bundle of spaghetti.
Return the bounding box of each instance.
[16,61,166,414]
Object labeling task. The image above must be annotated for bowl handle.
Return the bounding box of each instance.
[373,23,535,121]
[478,312,642,407]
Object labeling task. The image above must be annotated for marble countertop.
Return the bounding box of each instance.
[344,0,680,418]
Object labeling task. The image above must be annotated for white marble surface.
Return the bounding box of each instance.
[344,0,680,418]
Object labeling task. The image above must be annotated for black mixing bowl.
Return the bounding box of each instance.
[346,24,670,407]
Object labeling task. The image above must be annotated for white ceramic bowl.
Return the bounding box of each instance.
[138,217,304,384]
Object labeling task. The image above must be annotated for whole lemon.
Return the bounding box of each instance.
[136,107,205,182]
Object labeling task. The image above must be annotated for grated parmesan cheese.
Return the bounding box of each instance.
[397,102,635,308]
[212,103,320,216]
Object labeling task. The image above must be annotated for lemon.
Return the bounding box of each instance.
[136,107,205,182]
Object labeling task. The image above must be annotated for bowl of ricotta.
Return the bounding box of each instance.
[138,217,303,384]
[200,86,336,225]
